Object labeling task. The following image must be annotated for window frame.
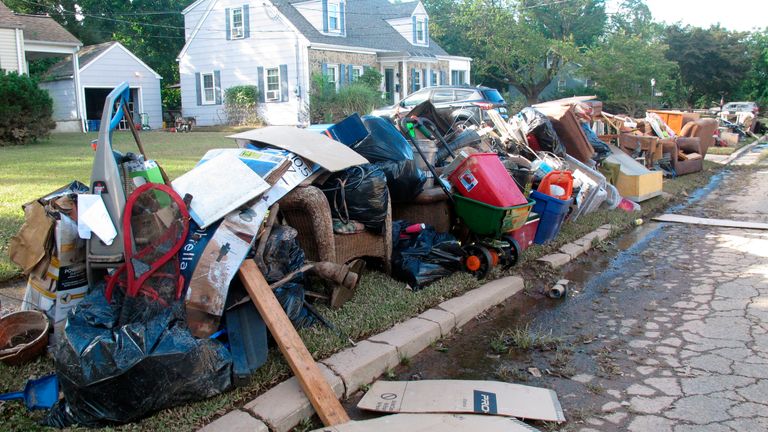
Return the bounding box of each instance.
[230,6,245,40]
[265,67,281,102]
[326,64,340,90]
[200,72,216,105]
[327,1,341,32]
[413,69,422,91]
[351,66,364,82]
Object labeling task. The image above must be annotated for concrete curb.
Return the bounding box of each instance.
[200,225,614,431]
[537,224,612,269]
[722,135,765,165]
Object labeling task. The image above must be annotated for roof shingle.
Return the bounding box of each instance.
[14,13,81,45]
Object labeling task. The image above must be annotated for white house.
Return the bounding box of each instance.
[40,41,163,132]
[177,0,472,126]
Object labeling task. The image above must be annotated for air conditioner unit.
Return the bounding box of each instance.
[266,90,279,101]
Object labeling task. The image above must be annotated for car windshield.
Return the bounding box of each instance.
[481,89,505,104]
[402,90,429,107]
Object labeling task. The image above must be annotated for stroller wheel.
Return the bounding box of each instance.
[464,245,493,279]
[501,235,521,269]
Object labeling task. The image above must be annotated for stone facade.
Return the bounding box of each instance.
[307,49,377,76]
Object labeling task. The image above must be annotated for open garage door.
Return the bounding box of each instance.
[84,87,140,132]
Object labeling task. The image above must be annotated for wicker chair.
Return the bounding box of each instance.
[392,187,452,233]
[279,185,392,274]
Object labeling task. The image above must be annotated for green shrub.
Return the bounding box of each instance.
[223,85,261,125]
[309,72,383,123]
[162,86,181,111]
[0,72,54,145]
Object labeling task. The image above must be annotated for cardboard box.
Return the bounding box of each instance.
[311,413,540,432]
[358,380,565,422]
[22,258,88,323]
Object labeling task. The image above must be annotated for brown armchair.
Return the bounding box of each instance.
[392,187,452,233]
[660,118,717,176]
[279,185,392,274]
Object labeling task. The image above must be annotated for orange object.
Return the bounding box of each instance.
[537,171,574,201]
[465,255,481,272]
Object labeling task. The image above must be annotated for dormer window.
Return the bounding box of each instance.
[415,18,426,43]
[231,7,244,39]
[328,1,341,32]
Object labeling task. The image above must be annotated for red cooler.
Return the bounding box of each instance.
[448,153,527,207]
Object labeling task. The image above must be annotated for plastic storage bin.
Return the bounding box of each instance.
[531,190,572,245]
[448,153,527,207]
[453,194,535,237]
[537,171,574,200]
[509,213,540,252]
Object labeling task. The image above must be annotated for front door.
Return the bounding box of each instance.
[384,68,395,104]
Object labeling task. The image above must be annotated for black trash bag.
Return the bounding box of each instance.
[258,225,306,284]
[44,289,232,428]
[274,282,316,329]
[354,115,414,162]
[435,129,482,164]
[391,221,464,290]
[321,164,389,233]
[517,107,566,156]
[375,159,426,203]
[580,122,611,162]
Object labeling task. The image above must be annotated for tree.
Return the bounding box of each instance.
[581,33,678,116]
[739,29,768,108]
[663,25,751,107]
[520,0,607,47]
[609,0,656,38]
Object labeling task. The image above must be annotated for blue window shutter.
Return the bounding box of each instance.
[214,70,222,104]
[225,8,231,40]
[257,67,265,103]
[243,5,250,38]
[340,2,346,36]
[348,65,354,82]
[411,68,416,92]
[425,18,429,45]
[322,0,328,32]
[412,16,417,43]
[195,72,202,106]
[440,70,446,86]
[340,63,346,85]
[280,64,289,102]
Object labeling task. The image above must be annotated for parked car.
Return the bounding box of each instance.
[709,101,759,116]
[371,85,508,127]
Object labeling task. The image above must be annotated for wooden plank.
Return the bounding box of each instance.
[238,260,350,426]
[653,214,768,230]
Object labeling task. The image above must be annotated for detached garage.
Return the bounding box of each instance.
[40,41,162,132]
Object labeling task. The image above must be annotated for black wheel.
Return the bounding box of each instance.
[501,235,521,269]
[463,244,493,279]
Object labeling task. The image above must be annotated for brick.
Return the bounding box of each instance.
[594,228,611,241]
[537,253,571,268]
[559,242,586,259]
[417,308,456,336]
[368,317,441,360]
[438,276,524,327]
[244,364,343,432]
[198,410,268,432]
[321,340,398,398]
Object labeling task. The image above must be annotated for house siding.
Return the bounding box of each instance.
[0,28,20,73]
[179,0,303,126]
[78,46,163,129]
[307,49,377,76]
[39,79,78,121]
[184,0,211,40]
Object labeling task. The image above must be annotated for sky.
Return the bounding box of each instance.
[606,0,767,32]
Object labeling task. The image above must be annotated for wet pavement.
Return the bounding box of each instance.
[374,163,768,431]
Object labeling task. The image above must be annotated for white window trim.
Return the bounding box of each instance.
[413,69,422,91]
[415,17,426,44]
[201,72,216,105]
[327,1,341,33]
[265,67,281,102]
[351,66,364,81]
[230,6,244,39]
[326,64,340,90]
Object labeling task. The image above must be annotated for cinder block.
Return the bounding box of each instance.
[559,242,586,259]
[417,308,456,336]
[198,410,268,432]
[368,317,441,359]
[244,364,343,432]
[537,253,571,268]
[321,340,399,398]
[438,276,524,327]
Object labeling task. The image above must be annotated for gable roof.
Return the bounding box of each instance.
[0,0,22,29]
[272,0,447,57]
[44,41,161,81]
[14,13,81,45]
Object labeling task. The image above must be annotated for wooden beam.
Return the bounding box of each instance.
[653,214,768,231]
[238,260,350,426]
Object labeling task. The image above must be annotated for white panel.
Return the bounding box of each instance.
[39,79,78,121]
[0,28,20,72]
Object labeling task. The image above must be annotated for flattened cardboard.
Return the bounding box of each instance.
[310,413,540,432]
[653,214,768,230]
[229,126,368,172]
[357,380,565,423]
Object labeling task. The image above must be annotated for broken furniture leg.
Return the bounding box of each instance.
[238,260,350,427]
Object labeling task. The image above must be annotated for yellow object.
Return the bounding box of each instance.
[615,170,663,202]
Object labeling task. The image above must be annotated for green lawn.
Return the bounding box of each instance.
[0,131,233,282]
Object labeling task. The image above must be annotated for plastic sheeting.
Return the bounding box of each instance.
[357,115,415,161]
[45,289,232,428]
[515,108,566,156]
[391,221,464,290]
